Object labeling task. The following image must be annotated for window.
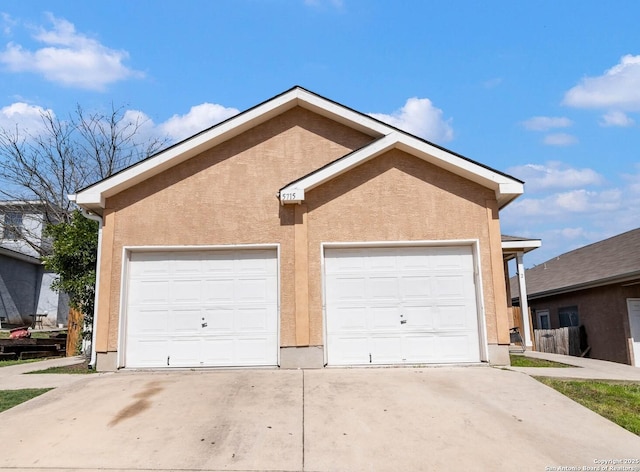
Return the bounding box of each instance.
[536,309,550,329]
[2,212,23,240]
[558,306,579,327]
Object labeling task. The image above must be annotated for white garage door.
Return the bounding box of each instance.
[125,249,278,368]
[325,246,480,365]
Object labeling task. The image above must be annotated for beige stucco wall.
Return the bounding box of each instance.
[301,149,505,346]
[96,107,374,352]
[94,106,509,360]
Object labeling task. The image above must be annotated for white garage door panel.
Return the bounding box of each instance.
[331,336,369,363]
[170,338,200,366]
[170,309,202,333]
[125,249,278,368]
[325,246,480,365]
[200,338,235,364]
[371,336,403,363]
[128,339,169,367]
[372,306,403,331]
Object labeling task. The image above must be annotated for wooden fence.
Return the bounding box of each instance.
[534,327,581,356]
[509,306,535,350]
[66,308,83,356]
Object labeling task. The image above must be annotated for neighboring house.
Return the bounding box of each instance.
[71,86,532,372]
[0,201,69,328]
[512,228,640,366]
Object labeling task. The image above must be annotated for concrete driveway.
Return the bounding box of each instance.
[1,366,639,471]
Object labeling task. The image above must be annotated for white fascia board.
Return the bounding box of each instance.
[394,135,523,190]
[280,134,398,204]
[501,240,542,251]
[295,89,390,137]
[74,87,391,210]
[281,131,524,205]
[74,192,105,207]
[75,91,301,207]
[499,182,525,194]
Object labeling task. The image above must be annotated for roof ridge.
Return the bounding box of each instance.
[535,227,640,266]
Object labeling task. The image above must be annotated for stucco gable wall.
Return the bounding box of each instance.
[98,107,374,351]
[302,149,504,346]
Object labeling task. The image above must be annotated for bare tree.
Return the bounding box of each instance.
[0,104,168,256]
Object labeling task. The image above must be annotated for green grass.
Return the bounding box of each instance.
[27,361,93,374]
[510,354,574,368]
[0,388,53,413]
[537,378,640,435]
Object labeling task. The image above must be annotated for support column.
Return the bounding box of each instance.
[294,204,310,346]
[516,252,533,348]
[96,209,115,353]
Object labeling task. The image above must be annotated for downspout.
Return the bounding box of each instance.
[78,207,103,369]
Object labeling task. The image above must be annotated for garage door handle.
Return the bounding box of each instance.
[400,320,407,324]
[202,322,208,328]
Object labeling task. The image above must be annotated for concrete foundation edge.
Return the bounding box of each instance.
[488,344,510,366]
[98,345,506,370]
[280,346,324,369]
[96,351,118,372]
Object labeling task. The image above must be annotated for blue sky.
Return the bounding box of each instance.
[1,0,639,267]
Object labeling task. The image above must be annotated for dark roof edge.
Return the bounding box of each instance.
[293,85,523,184]
[76,86,523,195]
[517,270,640,301]
[532,227,640,268]
[0,246,42,265]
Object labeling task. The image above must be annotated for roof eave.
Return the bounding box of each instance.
[280,132,524,205]
[525,270,640,301]
[72,87,391,211]
[0,246,42,264]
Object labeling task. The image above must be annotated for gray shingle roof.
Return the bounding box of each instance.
[517,227,640,298]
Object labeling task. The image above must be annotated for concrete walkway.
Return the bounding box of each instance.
[0,356,101,389]
[508,349,640,381]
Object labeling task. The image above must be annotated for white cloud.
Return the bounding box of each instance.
[304,0,344,8]
[507,162,604,192]
[369,97,454,143]
[556,227,589,240]
[599,110,635,127]
[501,161,640,263]
[563,54,640,110]
[521,116,573,131]
[0,99,239,145]
[503,188,623,223]
[543,133,578,146]
[0,102,53,133]
[483,77,502,89]
[621,164,640,195]
[1,13,17,35]
[159,103,240,142]
[0,14,142,91]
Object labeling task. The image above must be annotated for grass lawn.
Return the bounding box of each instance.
[0,388,53,413]
[537,377,640,436]
[509,354,575,368]
[509,354,576,367]
[27,360,94,374]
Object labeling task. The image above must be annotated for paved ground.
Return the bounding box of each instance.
[0,356,91,389]
[1,358,639,471]
[510,350,640,381]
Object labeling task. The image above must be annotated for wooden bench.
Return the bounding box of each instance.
[0,339,65,359]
